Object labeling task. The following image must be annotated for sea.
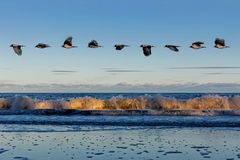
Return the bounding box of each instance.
[0,93,240,160]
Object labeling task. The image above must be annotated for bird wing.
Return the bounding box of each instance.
[64,37,73,46]
[215,38,225,46]
[115,45,124,50]
[166,45,179,52]
[38,43,49,48]
[143,46,151,56]
[13,46,22,55]
[88,40,99,47]
[88,42,94,47]
[170,46,179,52]
[92,40,98,46]
[193,42,204,46]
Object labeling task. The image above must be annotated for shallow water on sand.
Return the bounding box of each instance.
[0,125,239,160]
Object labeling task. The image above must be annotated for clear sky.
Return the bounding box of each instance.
[0,0,240,92]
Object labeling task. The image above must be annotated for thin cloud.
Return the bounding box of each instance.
[205,72,240,75]
[169,66,240,70]
[51,70,77,73]
[106,69,147,73]
[102,68,151,73]
[101,68,119,70]
[0,67,11,70]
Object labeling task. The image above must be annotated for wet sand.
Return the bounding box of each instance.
[0,125,239,160]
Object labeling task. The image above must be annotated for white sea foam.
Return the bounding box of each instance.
[0,95,240,110]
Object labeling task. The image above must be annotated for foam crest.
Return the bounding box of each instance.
[66,98,105,110]
[35,101,66,110]
[157,95,230,110]
[105,97,147,110]
[0,98,9,109]
[9,96,35,110]
[0,95,240,110]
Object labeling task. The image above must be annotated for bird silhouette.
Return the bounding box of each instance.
[190,41,205,49]
[10,44,25,56]
[35,43,50,49]
[140,45,154,56]
[214,38,229,49]
[88,40,102,48]
[114,44,129,50]
[165,45,180,52]
[62,37,77,48]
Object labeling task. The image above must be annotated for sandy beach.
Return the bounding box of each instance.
[0,124,239,160]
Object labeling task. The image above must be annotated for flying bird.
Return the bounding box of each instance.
[140,45,154,56]
[10,44,25,56]
[190,41,205,49]
[214,38,229,49]
[165,45,180,52]
[35,43,50,49]
[114,44,129,50]
[88,40,102,48]
[62,37,77,48]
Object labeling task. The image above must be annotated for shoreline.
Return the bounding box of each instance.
[0,109,240,116]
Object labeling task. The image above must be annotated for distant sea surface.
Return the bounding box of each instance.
[0,92,239,101]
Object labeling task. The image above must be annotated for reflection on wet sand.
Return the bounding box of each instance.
[0,126,240,160]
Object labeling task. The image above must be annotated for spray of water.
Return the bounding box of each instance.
[0,95,239,110]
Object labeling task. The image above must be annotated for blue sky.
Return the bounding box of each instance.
[0,0,240,92]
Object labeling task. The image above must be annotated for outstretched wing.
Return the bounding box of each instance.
[170,46,179,52]
[115,45,124,50]
[93,40,98,45]
[166,45,179,52]
[193,41,204,46]
[143,46,152,56]
[13,46,22,55]
[88,40,99,48]
[64,37,73,46]
[215,38,225,46]
[37,43,50,48]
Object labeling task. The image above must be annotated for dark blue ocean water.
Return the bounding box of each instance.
[0,93,239,101]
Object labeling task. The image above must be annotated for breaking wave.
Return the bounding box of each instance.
[0,95,240,110]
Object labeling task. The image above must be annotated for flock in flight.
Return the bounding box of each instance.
[9,37,229,56]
